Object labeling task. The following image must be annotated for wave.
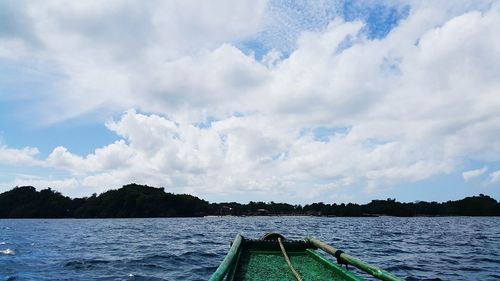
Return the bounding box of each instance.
[64,259,111,269]
[127,274,168,281]
[0,249,15,255]
[178,251,218,258]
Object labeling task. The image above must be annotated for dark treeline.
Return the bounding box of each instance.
[0,184,499,218]
[0,184,208,218]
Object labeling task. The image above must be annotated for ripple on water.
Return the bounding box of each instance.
[406,277,444,281]
[64,259,111,269]
[386,264,417,271]
[472,257,500,264]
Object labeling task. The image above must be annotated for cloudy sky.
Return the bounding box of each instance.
[1,0,500,203]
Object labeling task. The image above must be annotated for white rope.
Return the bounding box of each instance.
[278,237,303,281]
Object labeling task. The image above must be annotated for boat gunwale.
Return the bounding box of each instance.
[208,234,243,281]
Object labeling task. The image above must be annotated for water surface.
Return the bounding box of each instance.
[1,217,499,280]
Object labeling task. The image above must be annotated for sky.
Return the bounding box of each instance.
[1,0,500,204]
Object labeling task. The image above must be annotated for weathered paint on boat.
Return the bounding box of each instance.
[209,234,403,281]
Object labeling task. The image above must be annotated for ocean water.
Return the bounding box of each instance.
[0,217,499,280]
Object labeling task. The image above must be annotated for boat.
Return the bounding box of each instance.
[209,233,402,281]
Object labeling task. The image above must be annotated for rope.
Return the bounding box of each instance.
[278,237,303,281]
[334,249,349,270]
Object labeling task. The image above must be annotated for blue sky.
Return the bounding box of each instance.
[1,0,500,203]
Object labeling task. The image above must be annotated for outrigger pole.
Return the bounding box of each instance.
[305,237,402,281]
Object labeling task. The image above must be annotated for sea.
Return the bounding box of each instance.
[0,217,499,280]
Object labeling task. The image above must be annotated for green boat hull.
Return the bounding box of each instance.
[210,234,402,281]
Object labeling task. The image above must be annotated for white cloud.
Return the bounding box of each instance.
[31,109,458,199]
[462,166,488,181]
[46,146,86,173]
[1,1,500,201]
[46,140,135,174]
[13,176,78,191]
[0,145,41,166]
[0,0,269,122]
[489,170,500,184]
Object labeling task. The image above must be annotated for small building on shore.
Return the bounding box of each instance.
[257,209,269,216]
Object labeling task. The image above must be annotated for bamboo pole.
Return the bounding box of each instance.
[209,234,243,281]
[305,237,403,281]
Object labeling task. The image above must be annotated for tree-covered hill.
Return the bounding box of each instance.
[0,186,76,218]
[0,184,499,218]
[0,184,209,218]
[73,184,209,218]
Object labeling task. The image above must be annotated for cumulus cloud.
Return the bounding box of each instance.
[1,1,500,201]
[0,145,41,166]
[36,104,484,200]
[13,176,78,191]
[462,167,488,181]
[46,141,134,175]
[0,0,268,122]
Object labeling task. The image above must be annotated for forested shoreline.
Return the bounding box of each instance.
[0,184,499,218]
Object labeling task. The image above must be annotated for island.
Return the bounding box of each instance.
[0,184,499,218]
